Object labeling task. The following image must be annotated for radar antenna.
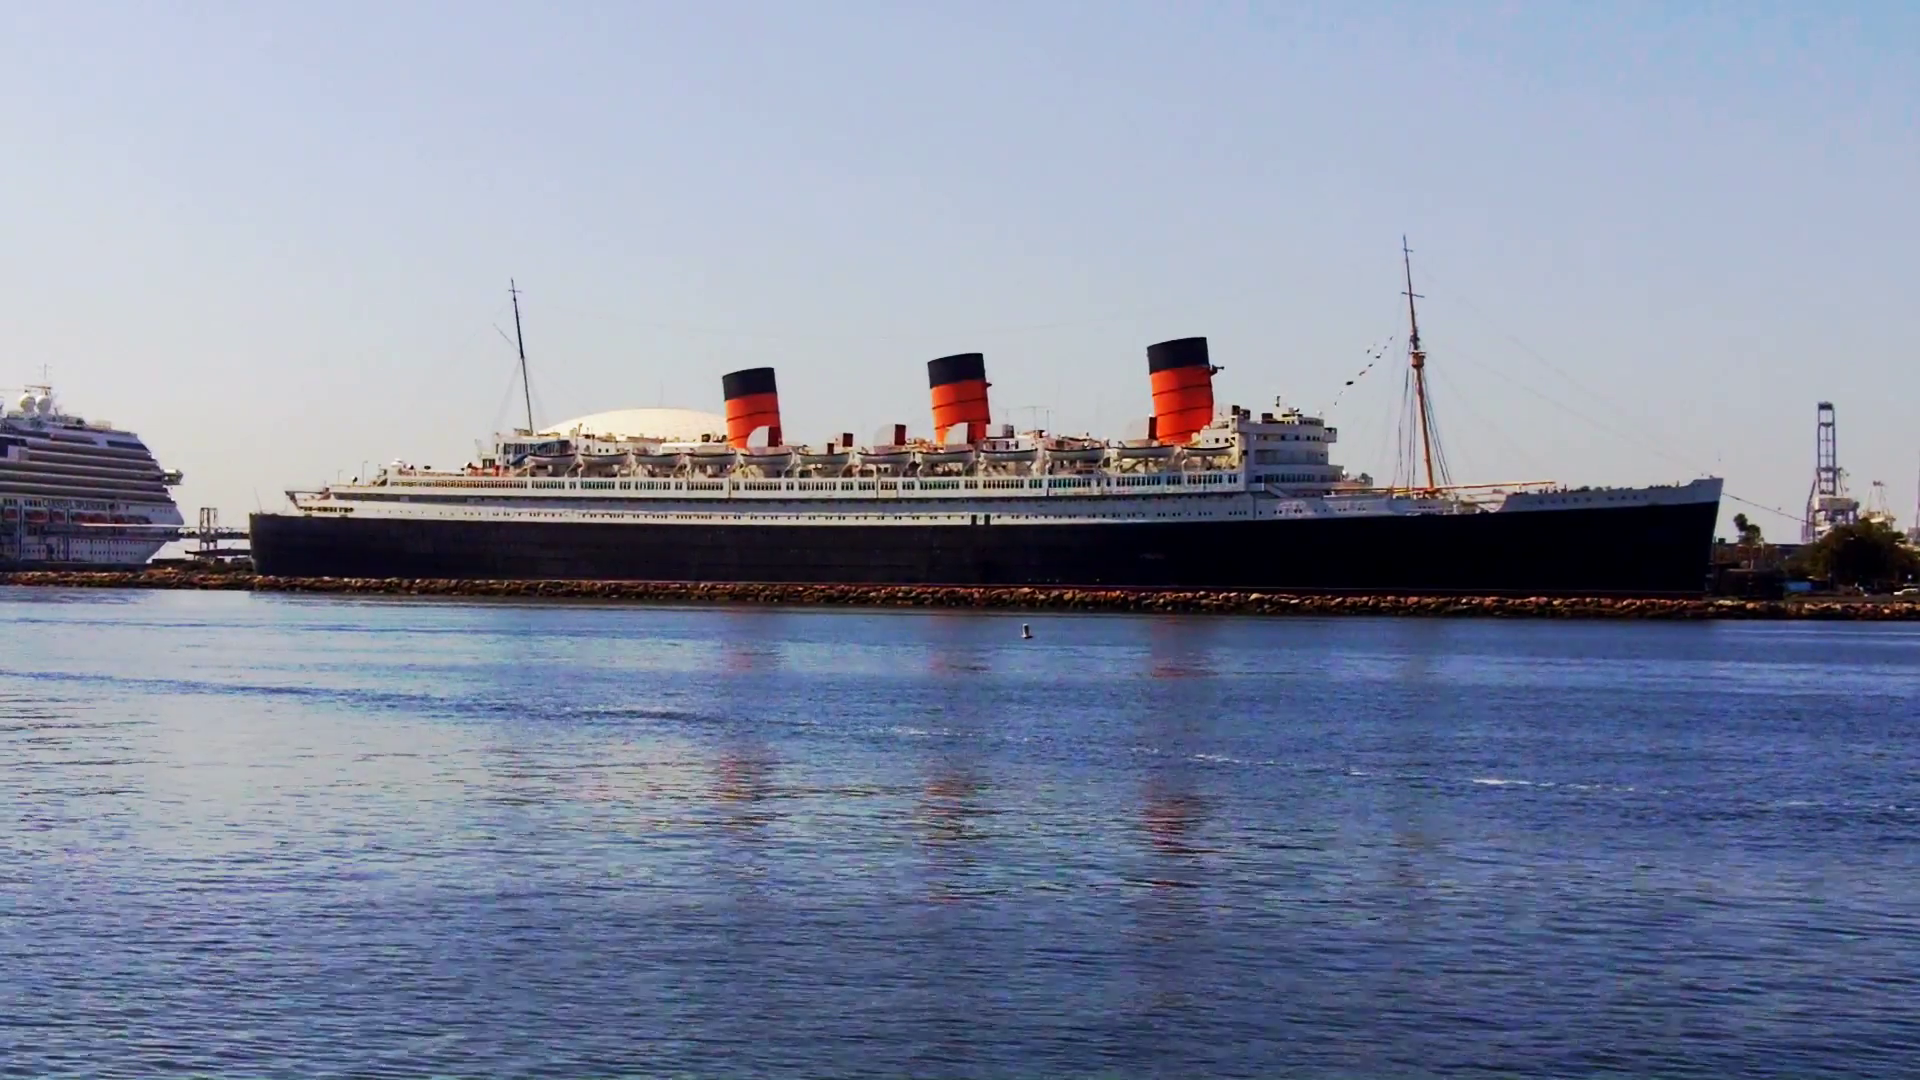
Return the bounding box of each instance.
[510,279,534,435]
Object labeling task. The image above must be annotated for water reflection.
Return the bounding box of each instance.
[712,748,778,837]
[917,622,992,900]
[716,611,785,675]
[1364,620,1454,1041]
[8,592,1919,1078]
[0,684,138,888]
[1125,620,1220,1025]
[1141,784,1207,860]
[1146,615,1217,681]
[1138,618,1217,876]
[712,627,784,861]
[904,620,998,1074]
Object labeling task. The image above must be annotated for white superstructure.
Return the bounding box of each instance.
[1,385,185,567]
[287,402,1721,526]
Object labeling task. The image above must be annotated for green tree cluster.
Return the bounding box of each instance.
[1789,521,1918,591]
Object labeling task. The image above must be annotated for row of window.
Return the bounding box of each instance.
[352,506,1267,523]
[384,473,1246,495]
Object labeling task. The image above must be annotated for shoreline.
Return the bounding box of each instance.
[2,570,1916,620]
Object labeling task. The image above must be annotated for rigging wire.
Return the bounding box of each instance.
[535,292,1258,347]
[1394,360,1454,490]
[1404,328,1802,524]
[1394,368,1414,489]
[1413,265,1797,511]
[1719,491,1806,526]
[490,356,522,436]
[1418,374,1477,480]
[1433,282,1683,453]
[1425,366,1546,481]
[1420,371,1456,489]
[1405,274,1804,527]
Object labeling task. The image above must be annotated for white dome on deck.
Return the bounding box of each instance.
[539,407,727,442]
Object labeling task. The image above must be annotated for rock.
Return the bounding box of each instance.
[6,569,1920,621]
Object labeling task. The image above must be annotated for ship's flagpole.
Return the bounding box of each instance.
[510,280,533,435]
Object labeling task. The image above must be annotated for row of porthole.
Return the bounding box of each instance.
[396,473,1250,495]
[361,507,1259,524]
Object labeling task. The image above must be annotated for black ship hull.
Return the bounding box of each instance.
[250,499,1721,597]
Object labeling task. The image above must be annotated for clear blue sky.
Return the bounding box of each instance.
[5,2,1915,538]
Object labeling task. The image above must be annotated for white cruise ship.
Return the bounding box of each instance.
[1,385,185,569]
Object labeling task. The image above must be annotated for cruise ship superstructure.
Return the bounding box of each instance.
[2,386,185,569]
[252,256,1725,596]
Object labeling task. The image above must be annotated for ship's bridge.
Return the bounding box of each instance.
[1222,406,1345,488]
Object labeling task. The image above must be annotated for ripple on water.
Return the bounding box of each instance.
[1,595,1918,1077]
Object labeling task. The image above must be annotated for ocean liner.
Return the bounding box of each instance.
[251,258,1724,596]
[2,385,186,569]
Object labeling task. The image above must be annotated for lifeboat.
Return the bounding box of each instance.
[521,437,576,470]
[630,450,683,469]
[858,447,913,468]
[915,447,975,467]
[740,446,794,467]
[577,452,628,475]
[686,444,738,472]
[24,508,47,524]
[0,507,16,522]
[1113,442,1177,461]
[1184,444,1235,461]
[978,444,1039,464]
[1045,441,1106,464]
[797,448,852,468]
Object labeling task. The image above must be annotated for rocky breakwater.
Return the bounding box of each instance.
[4,569,1920,620]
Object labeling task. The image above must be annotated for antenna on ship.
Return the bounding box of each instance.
[509,279,534,435]
[1400,237,1451,493]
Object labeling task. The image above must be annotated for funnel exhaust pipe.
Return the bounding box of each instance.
[1146,337,1218,445]
[721,367,782,449]
[928,352,991,445]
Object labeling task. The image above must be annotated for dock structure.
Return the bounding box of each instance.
[108,507,250,567]
[182,508,249,565]
[184,507,247,564]
[2,506,248,570]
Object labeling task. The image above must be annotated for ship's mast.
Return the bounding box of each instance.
[1402,237,1440,494]
[510,279,533,435]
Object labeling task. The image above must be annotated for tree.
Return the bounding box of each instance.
[1789,521,1919,591]
[1732,513,1764,546]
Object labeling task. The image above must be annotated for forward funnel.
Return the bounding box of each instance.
[1146,337,1218,445]
[927,352,992,444]
[721,367,783,448]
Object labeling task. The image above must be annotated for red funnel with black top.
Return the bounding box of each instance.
[722,367,782,449]
[927,352,992,444]
[1146,337,1218,445]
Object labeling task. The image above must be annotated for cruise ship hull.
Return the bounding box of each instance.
[250,499,1721,597]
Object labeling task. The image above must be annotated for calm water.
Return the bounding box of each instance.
[2,589,1918,1079]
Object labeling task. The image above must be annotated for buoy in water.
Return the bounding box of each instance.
[1021,623,1032,639]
